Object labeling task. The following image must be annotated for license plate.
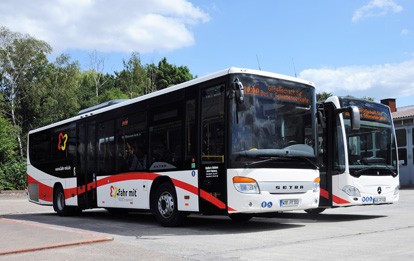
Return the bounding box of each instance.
[373,197,386,204]
[280,199,299,207]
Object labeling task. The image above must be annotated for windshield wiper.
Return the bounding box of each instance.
[245,156,287,167]
[353,165,397,177]
[245,155,318,169]
[296,156,319,169]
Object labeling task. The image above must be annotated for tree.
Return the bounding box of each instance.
[0,93,17,163]
[0,92,25,190]
[88,50,112,98]
[149,57,193,90]
[33,54,81,127]
[115,52,150,98]
[0,26,52,157]
[317,92,333,102]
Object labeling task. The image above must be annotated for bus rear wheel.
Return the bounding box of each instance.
[53,186,80,216]
[151,182,186,227]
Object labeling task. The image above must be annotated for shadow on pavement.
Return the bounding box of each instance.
[2,208,385,237]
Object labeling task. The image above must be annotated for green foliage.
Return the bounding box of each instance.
[100,88,129,101]
[1,25,52,157]
[33,54,81,127]
[115,52,149,98]
[149,57,194,90]
[0,116,17,162]
[0,159,26,190]
[316,92,333,102]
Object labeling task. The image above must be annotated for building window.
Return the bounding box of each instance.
[396,129,406,147]
[399,148,407,166]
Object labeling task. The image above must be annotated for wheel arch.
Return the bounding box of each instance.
[150,176,175,209]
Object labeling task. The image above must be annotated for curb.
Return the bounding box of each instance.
[0,218,113,256]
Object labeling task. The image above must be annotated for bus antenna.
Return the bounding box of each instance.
[292,58,297,77]
[256,54,262,71]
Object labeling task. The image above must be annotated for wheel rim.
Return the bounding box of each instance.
[157,191,174,218]
[57,191,65,211]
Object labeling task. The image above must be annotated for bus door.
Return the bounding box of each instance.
[318,102,335,207]
[77,121,98,209]
[199,84,227,214]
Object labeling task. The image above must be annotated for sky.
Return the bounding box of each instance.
[1,0,414,107]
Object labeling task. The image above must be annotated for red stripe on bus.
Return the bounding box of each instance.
[199,190,226,210]
[28,175,53,203]
[28,173,236,211]
[172,178,199,195]
[319,188,350,205]
[172,178,234,211]
[332,194,350,204]
[320,188,329,199]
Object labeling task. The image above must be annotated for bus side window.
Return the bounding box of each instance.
[149,104,183,170]
[116,113,147,173]
[98,120,115,175]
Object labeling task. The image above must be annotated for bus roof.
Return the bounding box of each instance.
[29,67,315,134]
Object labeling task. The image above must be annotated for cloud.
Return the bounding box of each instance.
[0,0,209,53]
[299,60,414,100]
[401,29,410,36]
[352,0,403,22]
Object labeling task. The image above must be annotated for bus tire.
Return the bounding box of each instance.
[53,186,80,216]
[304,208,325,215]
[151,182,186,227]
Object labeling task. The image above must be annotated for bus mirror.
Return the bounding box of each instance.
[336,106,360,131]
[233,78,244,104]
[349,106,360,131]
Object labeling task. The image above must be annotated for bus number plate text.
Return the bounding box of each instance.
[280,199,299,207]
[373,197,386,204]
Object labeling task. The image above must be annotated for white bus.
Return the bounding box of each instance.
[309,96,399,214]
[27,67,320,226]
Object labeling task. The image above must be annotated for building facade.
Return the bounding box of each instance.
[382,99,414,187]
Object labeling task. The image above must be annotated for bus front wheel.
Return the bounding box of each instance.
[304,208,325,215]
[229,213,253,222]
[151,182,186,227]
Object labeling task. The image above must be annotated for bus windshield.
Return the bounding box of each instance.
[230,74,317,168]
[341,98,398,176]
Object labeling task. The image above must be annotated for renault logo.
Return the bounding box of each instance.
[377,187,382,194]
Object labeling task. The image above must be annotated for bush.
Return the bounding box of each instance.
[0,159,27,190]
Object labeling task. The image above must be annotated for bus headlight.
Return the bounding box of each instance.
[313,177,320,192]
[342,185,361,197]
[394,186,399,196]
[233,176,260,194]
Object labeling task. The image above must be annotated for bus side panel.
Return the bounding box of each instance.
[64,177,78,206]
[227,169,320,214]
[170,170,199,212]
[97,174,149,209]
[96,171,200,212]
[27,165,79,207]
[27,165,53,206]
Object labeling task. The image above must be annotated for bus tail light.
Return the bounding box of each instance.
[233,176,260,194]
